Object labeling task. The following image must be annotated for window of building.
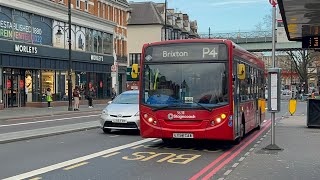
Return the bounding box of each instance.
[76,0,80,9]
[102,33,113,54]
[129,53,141,66]
[85,0,89,11]
[102,4,105,19]
[98,2,100,17]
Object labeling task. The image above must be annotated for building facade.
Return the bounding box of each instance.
[126,2,199,90]
[50,0,130,94]
[0,0,121,109]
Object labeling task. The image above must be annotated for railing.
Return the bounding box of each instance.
[199,31,273,43]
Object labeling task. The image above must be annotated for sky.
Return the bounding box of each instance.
[130,0,273,34]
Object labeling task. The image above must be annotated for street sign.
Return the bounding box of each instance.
[111,65,116,72]
[269,0,277,6]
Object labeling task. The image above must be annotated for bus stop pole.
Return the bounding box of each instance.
[264,2,282,151]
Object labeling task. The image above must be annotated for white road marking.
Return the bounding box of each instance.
[244,152,250,156]
[238,157,245,162]
[224,170,232,176]
[102,152,121,158]
[2,138,155,180]
[232,163,239,168]
[263,135,267,138]
[263,120,267,122]
[130,145,144,149]
[260,138,264,141]
[152,139,162,143]
[0,115,99,128]
[257,141,261,144]
[254,144,258,147]
[249,148,255,152]
[109,135,120,138]
[218,178,224,180]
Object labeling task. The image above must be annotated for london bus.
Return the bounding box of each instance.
[138,39,266,143]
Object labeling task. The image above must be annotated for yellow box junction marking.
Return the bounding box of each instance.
[102,152,121,158]
[63,162,89,170]
[122,152,201,164]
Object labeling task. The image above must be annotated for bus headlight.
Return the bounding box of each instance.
[216,117,222,124]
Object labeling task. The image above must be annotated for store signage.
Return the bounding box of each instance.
[91,55,104,62]
[14,44,38,54]
[0,6,52,45]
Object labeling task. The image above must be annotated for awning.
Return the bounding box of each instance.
[278,0,320,41]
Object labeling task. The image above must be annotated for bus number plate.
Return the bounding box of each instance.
[173,133,194,138]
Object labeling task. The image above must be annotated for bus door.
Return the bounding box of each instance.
[233,61,241,137]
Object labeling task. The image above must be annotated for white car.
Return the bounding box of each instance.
[100,90,140,133]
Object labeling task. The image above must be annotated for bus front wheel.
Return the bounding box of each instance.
[162,138,172,144]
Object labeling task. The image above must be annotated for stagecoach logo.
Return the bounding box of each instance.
[167,113,196,120]
[145,55,152,61]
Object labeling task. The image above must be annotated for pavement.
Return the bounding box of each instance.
[0,104,107,121]
[224,113,320,180]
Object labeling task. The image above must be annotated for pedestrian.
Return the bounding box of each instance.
[46,88,53,108]
[73,86,80,111]
[87,86,95,108]
[111,87,117,100]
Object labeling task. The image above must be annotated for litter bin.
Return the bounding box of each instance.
[307,99,320,127]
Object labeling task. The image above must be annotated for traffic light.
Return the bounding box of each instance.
[131,64,139,79]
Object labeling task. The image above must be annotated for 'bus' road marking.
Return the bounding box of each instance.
[2,138,155,180]
[0,115,99,128]
[63,162,88,170]
[102,152,121,158]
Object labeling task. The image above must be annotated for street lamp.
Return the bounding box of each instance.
[67,0,73,111]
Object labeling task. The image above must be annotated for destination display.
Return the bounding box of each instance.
[144,43,228,62]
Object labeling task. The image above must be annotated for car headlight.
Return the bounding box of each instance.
[102,110,108,115]
[134,112,140,116]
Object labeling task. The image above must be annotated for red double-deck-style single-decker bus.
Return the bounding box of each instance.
[139,39,266,143]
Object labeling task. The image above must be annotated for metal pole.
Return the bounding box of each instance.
[264,3,282,151]
[271,2,276,146]
[68,0,73,111]
[209,27,211,39]
[164,0,167,40]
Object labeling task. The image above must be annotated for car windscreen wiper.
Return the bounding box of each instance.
[194,102,212,112]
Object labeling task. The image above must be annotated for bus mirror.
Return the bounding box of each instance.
[131,64,139,78]
[238,64,245,80]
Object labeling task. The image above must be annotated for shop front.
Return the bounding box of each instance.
[0,40,114,108]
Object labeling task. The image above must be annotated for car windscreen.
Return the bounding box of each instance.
[112,93,139,104]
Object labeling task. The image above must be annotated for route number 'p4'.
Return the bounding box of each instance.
[203,48,218,58]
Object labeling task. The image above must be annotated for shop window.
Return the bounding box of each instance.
[103,33,113,54]
[98,31,103,53]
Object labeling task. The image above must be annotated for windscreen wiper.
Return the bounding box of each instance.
[194,102,212,112]
[152,104,178,111]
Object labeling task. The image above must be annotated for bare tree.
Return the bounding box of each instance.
[254,9,272,31]
[286,50,320,93]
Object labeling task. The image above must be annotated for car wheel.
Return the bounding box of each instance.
[103,128,111,134]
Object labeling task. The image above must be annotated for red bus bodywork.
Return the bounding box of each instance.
[139,39,266,141]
